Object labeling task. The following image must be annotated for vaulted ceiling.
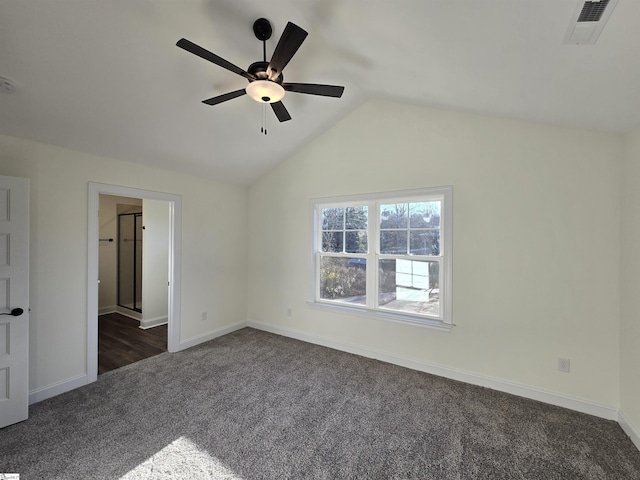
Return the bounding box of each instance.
[2,1,639,185]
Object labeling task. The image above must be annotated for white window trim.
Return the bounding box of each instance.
[309,186,453,331]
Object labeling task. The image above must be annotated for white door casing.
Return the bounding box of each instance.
[87,183,181,384]
[0,175,29,429]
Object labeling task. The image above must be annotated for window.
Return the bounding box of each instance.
[313,187,452,329]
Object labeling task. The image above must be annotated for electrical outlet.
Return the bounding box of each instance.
[201,311,207,322]
[287,308,292,317]
[558,357,570,373]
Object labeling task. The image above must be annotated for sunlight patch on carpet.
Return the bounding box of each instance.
[119,436,243,480]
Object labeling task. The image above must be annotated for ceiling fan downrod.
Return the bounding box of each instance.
[253,17,272,63]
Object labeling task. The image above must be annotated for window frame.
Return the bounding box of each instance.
[311,186,453,331]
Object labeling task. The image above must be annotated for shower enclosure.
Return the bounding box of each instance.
[118,212,143,312]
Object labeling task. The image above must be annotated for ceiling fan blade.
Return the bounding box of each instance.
[202,89,247,106]
[177,38,255,81]
[267,22,308,79]
[271,101,292,122]
[283,83,345,98]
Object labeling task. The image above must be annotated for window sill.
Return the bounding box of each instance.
[307,301,454,332]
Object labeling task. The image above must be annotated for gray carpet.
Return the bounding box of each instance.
[1,328,639,479]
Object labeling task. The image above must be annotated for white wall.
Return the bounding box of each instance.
[620,126,640,438]
[247,99,622,409]
[0,134,248,394]
[142,198,170,326]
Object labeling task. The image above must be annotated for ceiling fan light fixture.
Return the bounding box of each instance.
[246,80,285,103]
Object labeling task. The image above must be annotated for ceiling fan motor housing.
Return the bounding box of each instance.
[247,61,283,83]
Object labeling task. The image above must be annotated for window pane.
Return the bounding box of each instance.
[345,206,368,230]
[320,256,366,305]
[410,201,441,228]
[315,187,451,323]
[378,259,440,317]
[380,230,407,254]
[322,231,343,253]
[380,204,408,228]
[345,230,368,253]
[322,208,344,230]
[410,230,440,256]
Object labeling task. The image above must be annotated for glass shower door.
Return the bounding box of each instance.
[117,212,143,312]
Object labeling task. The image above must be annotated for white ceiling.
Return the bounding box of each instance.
[1,0,639,185]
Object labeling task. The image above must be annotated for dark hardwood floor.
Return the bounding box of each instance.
[98,312,167,375]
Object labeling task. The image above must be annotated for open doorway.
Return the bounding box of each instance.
[87,183,182,384]
[97,195,170,374]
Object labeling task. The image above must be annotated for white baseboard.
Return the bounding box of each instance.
[98,305,116,315]
[246,319,619,421]
[28,322,247,404]
[176,321,247,351]
[619,410,640,451]
[116,306,141,320]
[29,374,88,405]
[26,320,640,454]
[140,316,168,329]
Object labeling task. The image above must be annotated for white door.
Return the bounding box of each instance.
[0,175,29,428]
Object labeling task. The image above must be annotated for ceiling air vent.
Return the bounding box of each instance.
[563,0,619,45]
[577,0,610,22]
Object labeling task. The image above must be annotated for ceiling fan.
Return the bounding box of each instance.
[177,18,345,127]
